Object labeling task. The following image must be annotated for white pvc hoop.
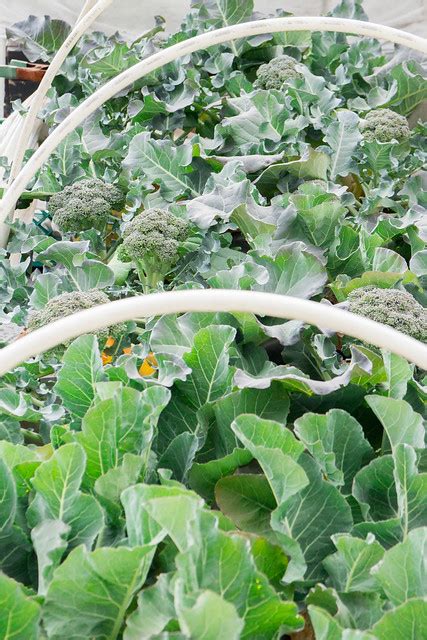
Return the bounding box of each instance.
[0,16,426,235]
[0,289,426,375]
[8,0,113,189]
[0,0,112,248]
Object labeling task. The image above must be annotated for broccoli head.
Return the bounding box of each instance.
[348,286,427,342]
[254,55,301,91]
[49,178,125,233]
[28,289,126,353]
[118,208,189,291]
[360,109,410,143]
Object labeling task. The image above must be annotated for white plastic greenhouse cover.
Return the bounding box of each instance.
[0,15,426,234]
[1,1,426,38]
[1,290,427,375]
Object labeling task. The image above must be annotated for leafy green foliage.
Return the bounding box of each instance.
[0,0,426,637]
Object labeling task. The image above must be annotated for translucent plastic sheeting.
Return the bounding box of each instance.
[0,1,425,38]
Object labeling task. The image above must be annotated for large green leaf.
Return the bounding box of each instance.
[6,15,70,61]
[0,573,40,639]
[272,455,353,583]
[393,444,427,538]
[134,488,304,638]
[124,132,208,200]
[31,444,84,520]
[206,384,290,458]
[29,444,104,549]
[188,519,303,638]
[366,396,424,451]
[215,92,306,153]
[151,311,229,357]
[43,545,155,639]
[290,182,347,248]
[353,454,397,522]
[177,325,236,409]
[231,415,307,503]
[54,335,106,418]
[372,598,427,639]
[77,386,170,485]
[382,352,413,400]
[192,0,254,29]
[178,589,244,640]
[0,460,16,533]
[250,248,327,298]
[215,474,276,536]
[189,447,253,501]
[158,432,199,482]
[157,324,236,453]
[234,347,371,396]
[324,110,362,178]
[31,519,69,596]
[124,573,176,640]
[385,61,427,115]
[38,241,114,290]
[126,485,204,552]
[94,453,144,523]
[82,43,140,78]
[308,605,344,640]
[323,533,384,593]
[373,527,427,605]
[294,409,373,493]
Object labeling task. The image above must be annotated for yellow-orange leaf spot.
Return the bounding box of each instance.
[139,352,158,377]
[105,336,115,348]
[101,353,113,365]
[122,346,132,355]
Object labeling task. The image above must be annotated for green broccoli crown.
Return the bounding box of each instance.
[360,108,410,143]
[49,178,125,233]
[348,286,427,342]
[254,55,301,91]
[121,208,188,265]
[28,289,126,350]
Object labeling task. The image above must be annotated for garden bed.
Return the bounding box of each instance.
[0,1,426,638]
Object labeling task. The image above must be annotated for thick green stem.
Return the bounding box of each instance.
[21,429,44,445]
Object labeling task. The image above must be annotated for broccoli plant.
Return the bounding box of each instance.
[117,208,189,292]
[28,289,126,351]
[49,178,125,233]
[348,286,427,341]
[254,55,302,90]
[360,108,411,143]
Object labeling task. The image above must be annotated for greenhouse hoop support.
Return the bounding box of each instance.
[0,15,426,247]
[0,0,113,248]
[0,289,426,375]
[8,0,113,187]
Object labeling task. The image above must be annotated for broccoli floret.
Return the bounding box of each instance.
[49,178,125,233]
[254,55,301,90]
[348,286,427,342]
[360,109,410,143]
[28,289,126,353]
[119,208,188,291]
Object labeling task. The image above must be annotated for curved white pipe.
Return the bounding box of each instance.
[5,1,113,209]
[0,0,112,248]
[0,290,426,375]
[77,0,100,22]
[0,16,425,241]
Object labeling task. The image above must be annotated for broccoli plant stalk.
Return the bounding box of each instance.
[117,209,189,293]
